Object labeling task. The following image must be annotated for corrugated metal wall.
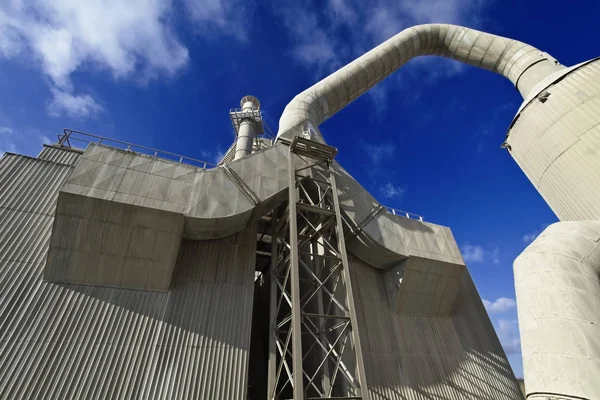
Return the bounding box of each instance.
[0,151,257,399]
[349,253,523,400]
[38,145,82,166]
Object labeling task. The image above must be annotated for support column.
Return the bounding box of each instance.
[268,136,369,399]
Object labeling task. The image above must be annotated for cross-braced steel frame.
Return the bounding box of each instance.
[267,138,369,400]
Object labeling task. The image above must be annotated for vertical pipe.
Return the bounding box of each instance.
[234,95,260,161]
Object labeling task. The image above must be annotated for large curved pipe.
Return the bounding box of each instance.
[277,24,564,140]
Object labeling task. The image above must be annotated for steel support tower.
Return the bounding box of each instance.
[267,137,369,400]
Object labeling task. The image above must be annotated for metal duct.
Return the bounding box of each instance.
[276,24,564,140]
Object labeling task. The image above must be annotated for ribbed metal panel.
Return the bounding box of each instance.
[508,59,600,221]
[0,153,256,399]
[349,253,523,399]
[0,154,74,217]
[37,145,82,166]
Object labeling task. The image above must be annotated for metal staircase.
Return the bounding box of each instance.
[267,137,369,400]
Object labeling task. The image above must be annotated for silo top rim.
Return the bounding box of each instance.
[241,95,260,109]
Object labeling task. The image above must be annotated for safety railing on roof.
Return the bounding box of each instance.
[383,205,424,221]
[57,129,217,169]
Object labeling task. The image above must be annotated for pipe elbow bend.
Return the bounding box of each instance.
[278,91,327,141]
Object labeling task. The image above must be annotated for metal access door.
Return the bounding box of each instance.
[267,138,369,400]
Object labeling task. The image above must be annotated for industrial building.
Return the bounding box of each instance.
[0,23,598,400]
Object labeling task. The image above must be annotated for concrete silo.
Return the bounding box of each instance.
[0,23,596,400]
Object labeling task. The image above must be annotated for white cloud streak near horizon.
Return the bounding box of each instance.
[460,243,502,265]
[380,183,405,200]
[496,319,521,355]
[0,126,17,156]
[483,297,516,313]
[461,244,485,263]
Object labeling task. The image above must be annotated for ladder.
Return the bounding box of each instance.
[267,137,369,400]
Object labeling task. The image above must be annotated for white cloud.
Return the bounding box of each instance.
[0,126,17,156]
[496,319,521,355]
[183,0,255,41]
[200,148,225,164]
[48,89,103,118]
[492,246,500,265]
[1,0,190,87]
[380,183,405,200]
[0,0,190,117]
[523,224,552,243]
[364,5,405,45]
[366,84,393,118]
[273,3,341,75]
[0,23,22,57]
[461,244,484,263]
[365,142,395,165]
[483,297,516,313]
[0,142,17,156]
[327,0,357,25]
[397,0,487,27]
[461,244,502,265]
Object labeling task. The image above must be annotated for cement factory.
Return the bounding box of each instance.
[0,23,598,399]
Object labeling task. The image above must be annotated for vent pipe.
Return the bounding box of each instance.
[276,24,564,141]
[233,95,261,160]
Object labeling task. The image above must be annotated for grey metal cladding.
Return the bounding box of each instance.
[38,145,83,166]
[0,151,257,399]
[349,253,523,399]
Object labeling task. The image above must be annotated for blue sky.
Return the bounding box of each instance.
[2,0,600,378]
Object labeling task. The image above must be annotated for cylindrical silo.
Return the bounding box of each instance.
[514,221,600,399]
[505,59,600,221]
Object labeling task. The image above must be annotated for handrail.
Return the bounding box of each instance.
[383,205,424,222]
[57,129,217,169]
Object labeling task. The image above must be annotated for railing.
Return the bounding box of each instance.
[383,205,424,221]
[229,108,263,136]
[57,129,217,169]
